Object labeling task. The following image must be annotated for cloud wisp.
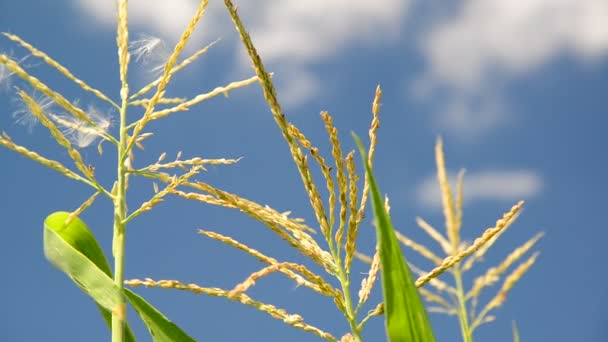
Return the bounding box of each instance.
[416,169,543,210]
[74,0,410,107]
[73,0,608,133]
[413,0,608,138]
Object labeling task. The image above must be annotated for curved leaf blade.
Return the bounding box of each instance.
[512,321,520,342]
[126,289,196,342]
[44,215,121,311]
[43,211,136,342]
[353,134,435,342]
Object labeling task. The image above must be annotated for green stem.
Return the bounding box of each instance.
[357,309,375,331]
[326,236,362,341]
[111,89,130,342]
[337,267,363,342]
[453,266,473,342]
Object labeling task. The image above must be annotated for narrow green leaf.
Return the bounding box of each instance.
[512,321,520,342]
[43,212,136,342]
[44,212,194,341]
[353,134,435,342]
[44,216,121,311]
[125,289,196,342]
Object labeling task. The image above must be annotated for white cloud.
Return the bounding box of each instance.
[73,0,410,107]
[416,170,543,209]
[73,0,206,40]
[435,91,507,139]
[422,0,608,89]
[269,67,320,108]
[236,1,406,64]
[414,0,608,137]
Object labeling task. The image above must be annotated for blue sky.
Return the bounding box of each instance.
[1,1,607,341]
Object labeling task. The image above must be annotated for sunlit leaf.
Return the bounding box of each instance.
[353,134,435,342]
[512,321,520,342]
[44,212,136,340]
[126,289,196,342]
[44,211,194,341]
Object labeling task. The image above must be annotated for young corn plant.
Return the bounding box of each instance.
[1,0,540,341]
[0,0,256,341]
[126,1,538,341]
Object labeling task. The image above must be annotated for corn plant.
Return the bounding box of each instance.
[357,138,541,342]
[0,0,540,341]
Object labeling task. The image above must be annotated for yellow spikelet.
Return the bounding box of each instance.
[0,56,112,140]
[288,122,336,237]
[415,201,524,287]
[3,33,117,107]
[357,248,380,306]
[395,230,444,265]
[416,216,452,255]
[130,39,220,100]
[66,191,101,225]
[125,278,337,341]
[116,0,130,99]
[128,0,210,152]
[472,252,540,330]
[469,232,543,302]
[198,229,336,297]
[357,86,382,223]
[320,111,347,247]
[148,75,259,121]
[0,132,84,182]
[17,91,93,179]
[229,262,337,300]
[344,151,360,271]
[435,137,459,254]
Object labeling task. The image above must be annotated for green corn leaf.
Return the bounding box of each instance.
[512,321,520,342]
[125,289,196,342]
[44,211,195,341]
[44,212,137,341]
[353,134,435,342]
[45,212,112,275]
